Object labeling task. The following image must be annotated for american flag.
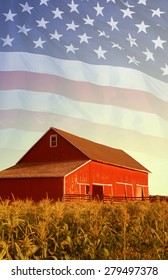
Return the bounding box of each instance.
[0,0,168,195]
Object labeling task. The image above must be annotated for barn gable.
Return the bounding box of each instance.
[18,128,89,163]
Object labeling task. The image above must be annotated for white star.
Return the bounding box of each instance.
[122,1,134,7]
[17,24,31,35]
[66,20,79,31]
[94,2,104,16]
[142,48,154,61]
[50,30,63,41]
[121,8,135,19]
[1,35,14,46]
[107,17,119,31]
[106,0,116,3]
[126,33,138,47]
[111,41,123,50]
[68,0,79,13]
[78,33,92,43]
[83,15,94,26]
[52,8,64,19]
[151,8,165,17]
[98,30,109,38]
[20,2,34,14]
[152,36,166,49]
[40,0,50,5]
[3,9,17,21]
[65,44,79,54]
[136,21,150,33]
[127,56,140,66]
[33,37,46,48]
[94,46,107,60]
[36,18,49,29]
[138,0,147,5]
[161,64,168,76]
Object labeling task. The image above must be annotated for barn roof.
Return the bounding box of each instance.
[52,127,149,173]
[0,160,88,179]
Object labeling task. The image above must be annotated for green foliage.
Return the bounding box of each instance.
[0,199,167,259]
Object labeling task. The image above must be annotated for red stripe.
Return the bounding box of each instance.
[0,71,168,120]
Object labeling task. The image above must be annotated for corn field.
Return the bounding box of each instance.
[0,199,167,260]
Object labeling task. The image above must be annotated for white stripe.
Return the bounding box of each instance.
[1,52,168,102]
[1,90,168,139]
[0,129,41,150]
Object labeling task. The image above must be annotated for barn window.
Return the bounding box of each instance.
[50,134,57,147]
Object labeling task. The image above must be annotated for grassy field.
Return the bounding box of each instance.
[0,199,167,260]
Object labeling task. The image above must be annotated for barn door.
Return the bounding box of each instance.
[92,185,103,201]
[136,186,144,200]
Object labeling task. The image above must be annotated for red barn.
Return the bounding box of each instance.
[0,127,150,201]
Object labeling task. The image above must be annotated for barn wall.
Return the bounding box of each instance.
[0,161,148,201]
[65,161,149,198]
[65,162,90,194]
[19,129,88,163]
[0,177,63,201]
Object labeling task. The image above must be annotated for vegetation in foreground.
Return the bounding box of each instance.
[0,199,167,260]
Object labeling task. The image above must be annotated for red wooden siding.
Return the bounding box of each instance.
[0,177,63,201]
[19,130,88,163]
[0,161,148,201]
[65,161,148,198]
[65,161,90,194]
